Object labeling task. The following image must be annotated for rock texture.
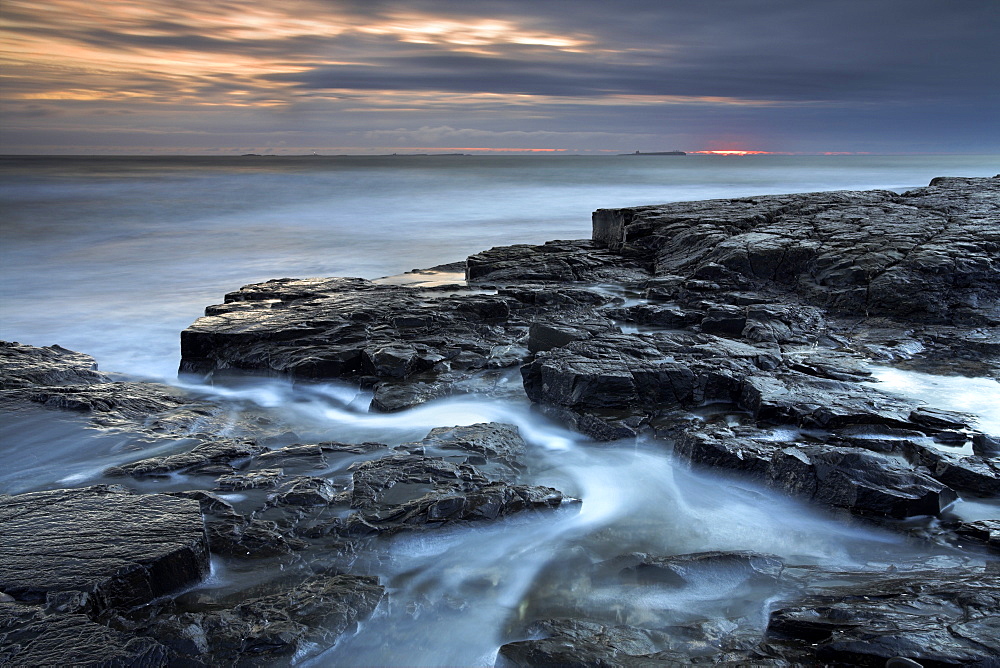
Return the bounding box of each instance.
[0,486,209,616]
[0,340,111,388]
[5,176,998,666]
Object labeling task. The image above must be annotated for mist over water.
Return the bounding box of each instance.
[2,154,996,378]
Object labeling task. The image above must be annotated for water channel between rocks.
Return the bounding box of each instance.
[5,361,994,666]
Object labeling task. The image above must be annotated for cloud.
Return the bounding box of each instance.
[0,0,997,153]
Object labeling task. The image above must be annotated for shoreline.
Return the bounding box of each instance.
[1,176,998,666]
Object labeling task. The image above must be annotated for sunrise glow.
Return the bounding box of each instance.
[691,150,776,155]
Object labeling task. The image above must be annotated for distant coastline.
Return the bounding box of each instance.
[621,150,686,156]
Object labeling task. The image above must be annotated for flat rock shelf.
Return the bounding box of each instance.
[1,176,998,666]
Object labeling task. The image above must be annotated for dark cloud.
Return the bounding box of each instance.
[1,0,997,152]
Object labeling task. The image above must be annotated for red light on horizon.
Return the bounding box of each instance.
[690,150,773,156]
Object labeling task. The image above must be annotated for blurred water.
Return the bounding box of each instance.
[2,154,996,379]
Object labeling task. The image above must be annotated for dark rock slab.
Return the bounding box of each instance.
[253,440,386,470]
[952,519,1000,552]
[409,422,528,479]
[0,381,199,428]
[179,276,521,384]
[499,616,767,667]
[216,467,284,491]
[0,340,111,388]
[739,372,917,429]
[344,483,572,536]
[348,453,489,509]
[674,426,957,519]
[150,574,383,666]
[765,569,1000,666]
[0,486,209,617]
[467,239,652,284]
[593,177,1000,326]
[0,602,170,667]
[105,439,266,477]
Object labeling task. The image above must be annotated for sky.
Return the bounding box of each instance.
[1,0,998,155]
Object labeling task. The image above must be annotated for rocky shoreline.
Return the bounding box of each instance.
[2,176,998,666]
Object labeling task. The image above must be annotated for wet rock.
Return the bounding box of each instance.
[594,178,1000,326]
[216,467,284,491]
[521,332,778,425]
[180,276,522,385]
[972,432,1000,457]
[105,439,266,477]
[466,239,651,284]
[411,422,528,479]
[150,574,383,666]
[253,440,386,470]
[952,519,1000,551]
[206,517,307,559]
[765,569,1000,665]
[269,475,338,506]
[0,486,209,617]
[0,380,201,429]
[348,453,490,509]
[674,427,956,519]
[605,302,700,329]
[0,340,111,388]
[906,445,1000,497]
[345,482,570,535]
[611,551,784,587]
[499,618,672,667]
[528,313,618,353]
[0,602,169,667]
[499,617,767,667]
[739,372,916,429]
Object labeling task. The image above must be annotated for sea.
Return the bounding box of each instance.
[2,153,997,380]
[2,154,998,666]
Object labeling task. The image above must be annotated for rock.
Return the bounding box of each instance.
[906,445,1000,497]
[216,468,284,491]
[0,602,170,667]
[593,178,1000,326]
[952,519,1000,551]
[973,432,1000,457]
[674,426,957,519]
[611,551,784,587]
[498,618,671,667]
[253,441,386,470]
[521,332,780,426]
[344,482,571,535]
[410,422,528,479]
[179,277,522,384]
[206,517,307,559]
[269,475,338,506]
[765,569,1000,665]
[348,453,490,510]
[0,486,209,617]
[466,239,651,284]
[0,380,200,428]
[150,574,383,666]
[105,439,266,477]
[0,340,111,388]
[339,449,574,535]
[527,313,617,353]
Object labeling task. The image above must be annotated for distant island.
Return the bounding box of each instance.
[622,150,686,156]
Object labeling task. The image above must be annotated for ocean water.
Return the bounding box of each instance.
[2,154,998,665]
[2,153,997,379]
